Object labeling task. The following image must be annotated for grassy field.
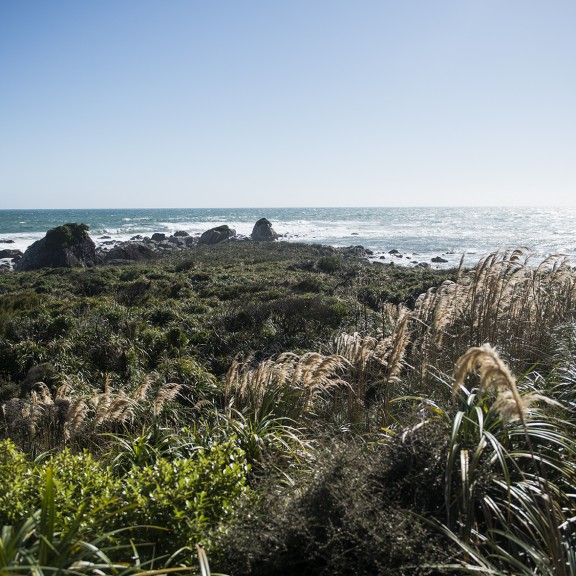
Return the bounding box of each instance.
[0,242,575,574]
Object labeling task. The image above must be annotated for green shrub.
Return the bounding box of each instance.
[119,441,250,552]
[44,449,121,535]
[0,440,38,526]
[316,255,343,273]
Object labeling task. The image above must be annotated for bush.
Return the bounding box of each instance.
[119,441,250,552]
[218,436,453,576]
[0,440,38,526]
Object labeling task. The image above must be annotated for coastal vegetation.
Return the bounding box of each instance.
[0,242,575,574]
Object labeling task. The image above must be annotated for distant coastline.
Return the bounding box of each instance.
[1,206,575,270]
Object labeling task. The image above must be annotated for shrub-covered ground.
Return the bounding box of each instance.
[0,242,575,575]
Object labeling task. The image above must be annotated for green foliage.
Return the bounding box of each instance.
[119,441,250,552]
[44,222,90,249]
[218,437,454,576]
[0,437,248,571]
[0,440,37,527]
[315,255,343,273]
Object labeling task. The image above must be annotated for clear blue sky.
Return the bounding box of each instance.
[1,0,574,208]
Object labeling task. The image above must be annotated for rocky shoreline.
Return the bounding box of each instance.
[1,219,453,272]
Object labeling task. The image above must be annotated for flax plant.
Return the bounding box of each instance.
[441,345,576,575]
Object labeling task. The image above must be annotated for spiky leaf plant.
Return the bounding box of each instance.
[440,345,576,575]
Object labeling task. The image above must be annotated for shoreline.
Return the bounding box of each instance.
[1,225,467,272]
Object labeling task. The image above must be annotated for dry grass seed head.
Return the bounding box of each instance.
[154,382,182,415]
[453,344,525,421]
[64,399,88,440]
[385,312,411,382]
[109,391,135,423]
[55,383,70,401]
[132,374,154,401]
[93,393,112,427]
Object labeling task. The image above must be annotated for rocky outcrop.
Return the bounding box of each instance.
[0,249,22,259]
[198,225,236,246]
[103,242,157,264]
[251,218,278,241]
[15,223,101,271]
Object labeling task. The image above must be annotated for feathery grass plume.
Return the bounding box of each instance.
[385,310,411,383]
[63,399,87,441]
[54,383,69,401]
[335,306,411,383]
[451,344,559,423]
[225,351,350,417]
[335,332,380,375]
[131,374,154,401]
[411,250,576,379]
[92,391,112,428]
[153,382,182,416]
[108,391,134,423]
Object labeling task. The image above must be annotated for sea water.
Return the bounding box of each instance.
[1,207,575,269]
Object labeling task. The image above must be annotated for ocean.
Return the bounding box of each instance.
[1,207,576,269]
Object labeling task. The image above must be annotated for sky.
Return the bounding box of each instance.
[0,1,575,209]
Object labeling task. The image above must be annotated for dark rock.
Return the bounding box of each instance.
[287,260,316,271]
[15,223,100,271]
[417,262,431,268]
[131,235,145,241]
[338,245,370,258]
[251,218,279,241]
[0,249,23,259]
[185,236,197,247]
[99,235,112,239]
[431,256,448,263]
[389,249,400,254]
[0,239,15,244]
[168,236,185,245]
[174,230,189,237]
[198,225,236,246]
[151,233,167,242]
[104,242,156,263]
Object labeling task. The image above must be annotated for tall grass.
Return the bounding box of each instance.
[411,250,576,378]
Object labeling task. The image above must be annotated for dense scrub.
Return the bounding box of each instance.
[0,242,450,397]
[0,244,575,574]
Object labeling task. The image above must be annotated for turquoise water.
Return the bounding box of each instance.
[1,207,575,268]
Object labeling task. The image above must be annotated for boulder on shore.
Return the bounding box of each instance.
[198,225,236,246]
[251,218,278,241]
[103,242,156,264]
[0,249,22,260]
[15,223,101,271]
